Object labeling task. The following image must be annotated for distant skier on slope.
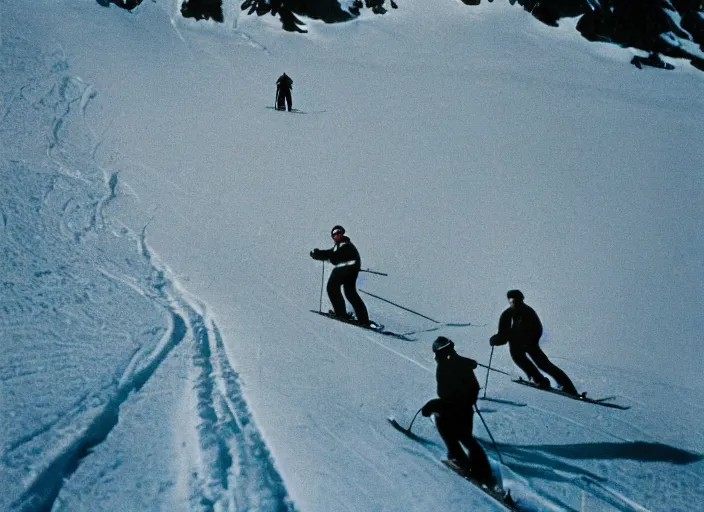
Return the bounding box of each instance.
[490,289,579,395]
[422,337,496,487]
[275,72,293,111]
[310,225,370,326]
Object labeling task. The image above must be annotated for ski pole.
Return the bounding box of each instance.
[318,260,325,312]
[388,406,431,444]
[475,361,511,376]
[482,346,495,399]
[474,404,504,465]
[406,406,423,433]
[360,268,388,276]
[360,289,439,323]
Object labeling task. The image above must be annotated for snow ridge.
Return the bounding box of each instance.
[0,28,295,512]
[8,312,187,512]
[185,305,296,512]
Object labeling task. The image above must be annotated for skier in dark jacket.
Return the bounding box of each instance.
[490,290,578,395]
[422,337,496,487]
[275,72,293,111]
[310,225,370,326]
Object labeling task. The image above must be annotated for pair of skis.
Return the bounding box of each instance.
[443,460,519,511]
[267,106,326,114]
[511,378,631,410]
[309,310,413,341]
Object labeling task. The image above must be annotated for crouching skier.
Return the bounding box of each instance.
[490,289,579,395]
[310,225,370,326]
[422,337,497,488]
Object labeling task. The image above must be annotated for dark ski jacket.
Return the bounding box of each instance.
[310,236,361,272]
[423,353,480,419]
[276,74,293,91]
[494,303,543,346]
[437,353,480,410]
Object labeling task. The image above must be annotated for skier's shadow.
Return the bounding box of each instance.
[525,441,702,464]
[266,106,323,114]
[496,441,703,512]
[494,441,702,484]
[479,397,527,408]
[493,444,610,485]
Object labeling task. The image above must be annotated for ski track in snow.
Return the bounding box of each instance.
[185,305,295,511]
[0,31,295,512]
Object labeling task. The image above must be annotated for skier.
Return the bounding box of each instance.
[275,72,293,112]
[490,290,579,395]
[310,225,370,326]
[422,337,496,487]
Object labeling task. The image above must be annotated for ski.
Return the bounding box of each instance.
[310,309,385,330]
[512,378,631,410]
[266,106,326,114]
[386,417,434,445]
[288,108,326,114]
[310,310,413,341]
[442,460,519,511]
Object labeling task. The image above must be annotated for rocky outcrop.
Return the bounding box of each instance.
[102,0,704,71]
[181,0,224,22]
[506,0,704,71]
[576,0,704,70]
[240,0,397,33]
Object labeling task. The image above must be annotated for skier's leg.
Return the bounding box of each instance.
[342,272,369,325]
[458,415,495,486]
[509,341,549,387]
[527,345,578,394]
[285,90,292,111]
[436,414,471,470]
[326,271,348,317]
[465,437,494,485]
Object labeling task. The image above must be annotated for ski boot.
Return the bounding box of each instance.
[533,376,551,390]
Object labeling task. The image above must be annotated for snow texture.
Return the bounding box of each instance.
[1,1,702,511]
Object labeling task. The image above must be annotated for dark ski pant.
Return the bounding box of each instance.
[436,411,494,485]
[509,340,577,393]
[276,88,292,111]
[327,268,369,325]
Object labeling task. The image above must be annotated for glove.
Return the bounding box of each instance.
[490,334,507,346]
[310,249,321,260]
[421,398,442,417]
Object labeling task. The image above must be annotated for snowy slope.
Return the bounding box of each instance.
[1,1,702,511]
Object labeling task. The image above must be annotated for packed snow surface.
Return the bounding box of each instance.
[1,1,702,511]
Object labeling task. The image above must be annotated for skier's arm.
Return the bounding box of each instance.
[310,247,334,261]
[421,398,444,417]
[327,243,359,267]
[490,310,511,346]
